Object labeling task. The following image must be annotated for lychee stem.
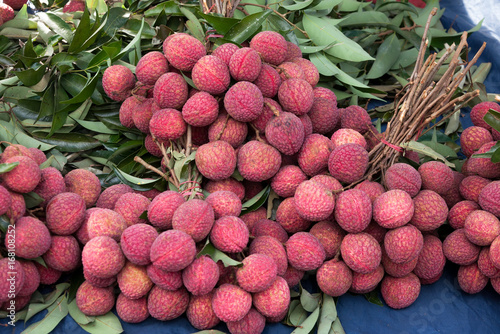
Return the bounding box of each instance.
[133,155,175,186]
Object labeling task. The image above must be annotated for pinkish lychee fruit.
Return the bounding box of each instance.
[251,219,288,243]
[150,108,187,141]
[210,216,249,253]
[237,140,281,182]
[341,105,372,134]
[120,224,158,266]
[282,265,305,288]
[164,34,206,71]
[13,216,51,259]
[292,57,319,87]
[147,190,185,230]
[46,192,86,235]
[236,253,277,293]
[299,114,313,137]
[275,197,312,233]
[449,200,481,229]
[33,167,67,206]
[0,3,15,22]
[309,174,343,194]
[335,189,372,233]
[249,236,288,276]
[490,236,500,269]
[150,230,196,272]
[147,265,182,290]
[224,81,263,122]
[464,210,500,246]
[413,235,446,280]
[0,259,24,302]
[76,281,115,316]
[385,163,422,197]
[478,247,500,278]
[284,42,302,61]
[87,208,127,241]
[298,134,334,176]
[117,262,153,299]
[254,64,282,98]
[17,260,40,297]
[212,283,252,322]
[186,292,220,330]
[294,180,335,221]
[65,169,101,208]
[459,175,490,203]
[354,180,385,203]
[195,140,236,181]
[205,177,245,200]
[148,286,190,321]
[384,224,423,263]
[372,189,414,228]
[468,141,500,178]
[0,144,36,163]
[0,185,11,215]
[381,273,420,309]
[132,98,160,134]
[328,143,369,184]
[172,199,215,242]
[252,98,282,133]
[35,262,61,285]
[331,128,367,150]
[208,112,248,148]
[266,111,305,155]
[364,221,387,244]
[102,65,135,101]
[43,235,81,272]
[182,92,219,127]
[270,165,307,198]
[381,250,418,278]
[458,263,489,294]
[470,101,500,130]
[443,228,481,265]
[63,0,85,12]
[116,294,149,323]
[212,43,239,65]
[250,31,287,65]
[84,268,116,288]
[153,72,188,109]
[28,147,46,165]
[317,259,352,297]
[228,47,262,81]
[350,264,384,294]
[478,180,500,217]
[418,161,454,195]
[278,78,314,116]
[309,221,345,260]
[308,87,339,134]
[277,62,305,81]
[460,126,494,157]
[136,51,169,85]
[206,190,242,219]
[82,236,124,278]
[1,155,41,193]
[227,308,266,334]
[192,55,230,95]
[114,192,150,226]
[252,276,290,318]
[96,184,134,210]
[442,170,466,208]
[410,190,448,231]
[341,232,382,274]
[286,232,326,271]
[6,190,25,221]
[182,255,219,296]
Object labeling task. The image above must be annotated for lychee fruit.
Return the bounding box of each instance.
[252,276,290,318]
[116,294,149,323]
[208,112,248,148]
[212,284,252,322]
[350,264,384,294]
[308,87,339,134]
[191,55,231,96]
[410,190,448,231]
[294,180,335,221]
[102,65,135,101]
[43,235,81,272]
[253,64,282,98]
[13,216,51,259]
[210,216,249,253]
[443,228,481,265]
[182,91,219,127]
[340,232,382,274]
[150,230,196,272]
[114,192,150,226]
[224,81,263,122]
[341,105,372,134]
[117,262,153,299]
[212,43,239,65]
[236,253,277,293]
[381,273,421,309]
[195,140,236,181]
[298,134,334,176]
[275,197,312,233]
[413,235,446,280]
[249,236,288,276]
[335,189,372,233]
[250,31,287,65]
[317,259,352,297]
[470,101,500,130]
[286,232,326,271]
[82,236,124,278]
[182,255,219,296]
[331,128,367,150]
[147,190,185,230]
[136,51,169,85]
[148,286,190,321]
[228,47,262,81]
[460,126,494,157]
[237,140,281,182]
[46,192,86,235]
[278,78,314,115]
[227,308,266,334]
[372,189,415,229]
[458,263,489,294]
[32,167,65,206]
[328,143,369,184]
[76,281,115,316]
[384,224,423,263]
[64,169,101,208]
[464,210,500,246]
[384,163,422,197]
[459,175,491,203]
[1,155,41,193]
[163,33,206,71]
[478,180,500,217]
[251,219,288,243]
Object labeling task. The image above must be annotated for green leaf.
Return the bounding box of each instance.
[15,65,47,87]
[308,0,343,11]
[400,141,454,168]
[197,11,239,35]
[112,18,145,63]
[32,133,102,153]
[73,119,118,135]
[144,1,182,17]
[224,10,272,45]
[309,52,370,88]
[68,299,95,326]
[366,33,400,79]
[364,290,384,307]
[337,11,390,27]
[77,311,123,334]
[86,0,107,14]
[303,14,374,62]
[376,1,418,14]
[197,241,242,267]
[331,318,346,334]
[0,120,55,151]
[0,162,19,174]
[240,185,270,214]
[289,303,308,327]
[419,141,457,159]
[291,306,320,333]
[23,192,44,209]
[31,257,47,268]
[179,7,204,41]
[282,0,314,10]
[300,43,336,54]
[318,294,337,334]
[485,109,500,132]
[37,12,73,44]
[60,72,99,105]
[300,285,321,312]
[100,8,131,41]
[69,9,106,54]
[25,283,70,322]
[110,164,160,191]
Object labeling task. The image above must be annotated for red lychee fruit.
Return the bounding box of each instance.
[328,143,369,184]
[224,81,263,122]
[163,33,206,71]
[153,72,188,109]
[237,140,281,182]
[228,47,262,82]
[102,65,135,101]
[278,78,314,116]
[195,140,236,181]
[192,55,231,95]
[136,51,169,85]
[250,31,287,65]
[294,180,335,221]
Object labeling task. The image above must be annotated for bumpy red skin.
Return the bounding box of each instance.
[277,62,305,81]
[208,112,248,148]
[478,247,500,278]
[0,3,15,22]
[310,174,343,194]
[413,235,446,280]
[252,98,282,133]
[236,253,277,293]
[478,180,500,217]
[384,224,424,264]
[250,31,287,65]
[298,134,334,176]
[0,259,24,302]
[212,43,239,66]
[224,81,263,122]
[278,78,314,116]
[354,180,385,203]
[2,155,41,193]
[148,286,190,321]
[228,47,262,81]
[460,126,494,157]
[292,57,319,87]
[147,265,182,291]
[35,262,61,286]
[381,252,418,278]
[317,259,353,297]
[13,216,51,259]
[384,163,422,197]
[117,262,153,299]
[309,221,345,260]
[335,189,372,233]
[340,233,382,274]
[443,229,481,265]
[192,55,230,95]
[6,191,25,221]
[299,114,313,137]
[212,284,252,322]
[205,177,245,200]
[251,219,288,243]
[448,200,481,229]
[43,235,81,272]
[210,216,249,253]
[120,224,158,266]
[83,268,116,288]
[418,161,454,195]
[458,263,489,294]
[410,190,449,231]
[195,140,236,181]
[46,192,86,235]
[249,236,288,276]
[147,190,185,230]
[328,143,369,184]
[76,281,115,316]
[490,236,500,269]
[341,105,372,134]
[87,208,127,241]
[254,64,282,98]
[459,175,491,203]
[114,192,150,226]
[364,221,387,244]
[294,180,335,221]
[82,236,124,278]
[271,165,307,198]
[0,144,35,163]
[284,41,302,62]
[237,140,281,182]
[350,264,384,294]
[286,232,326,271]
[186,292,220,330]
[172,199,215,242]
[331,129,367,150]
[227,308,266,334]
[252,276,290,318]
[132,98,160,134]
[63,0,85,12]
[102,65,135,101]
[163,34,206,71]
[464,210,500,246]
[381,273,421,309]
[28,147,46,165]
[119,96,142,128]
[182,92,219,127]
[282,265,305,288]
[276,197,312,233]
[308,87,339,134]
[65,169,101,208]
[266,111,305,155]
[135,51,169,85]
[150,230,196,272]
[470,101,500,130]
[150,108,187,141]
[116,294,149,323]
[442,171,466,208]
[95,184,133,210]
[205,190,242,219]
[182,255,219,296]
[153,72,188,109]
[17,260,40,297]
[467,141,500,179]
